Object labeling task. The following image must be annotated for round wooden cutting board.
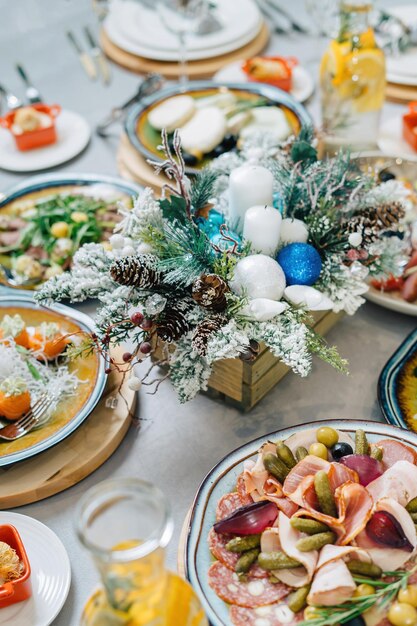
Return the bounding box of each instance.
[100,22,269,79]
[386,82,417,103]
[0,349,137,508]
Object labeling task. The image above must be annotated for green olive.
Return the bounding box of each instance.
[308,442,328,460]
[316,426,339,448]
[398,586,417,608]
[387,602,417,626]
[353,583,375,598]
[304,606,321,621]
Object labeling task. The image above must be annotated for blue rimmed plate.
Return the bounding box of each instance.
[0,173,141,293]
[184,419,417,626]
[0,294,106,466]
[379,328,417,432]
[124,80,313,175]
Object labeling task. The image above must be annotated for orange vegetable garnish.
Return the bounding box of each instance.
[0,328,30,349]
[28,323,69,359]
[0,387,31,421]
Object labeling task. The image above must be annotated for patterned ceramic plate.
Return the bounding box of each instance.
[0,173,141,292]
[184,419,417,626]
[124,81,313,175]
[0,294,106,466]
[379,328,417,432]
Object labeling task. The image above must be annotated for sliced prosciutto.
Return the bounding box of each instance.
[366,460,417,508]
[208,561,289,608]
[230,603,302,625]
[216,492,245,521]
[237,472,254,506]
[308,558,356,606]
[316,544,372,569]
[372,439,417,470]
[355,498,417,570]
[208,529,267,579]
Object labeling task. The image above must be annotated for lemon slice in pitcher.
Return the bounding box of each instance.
[346,49,385,112]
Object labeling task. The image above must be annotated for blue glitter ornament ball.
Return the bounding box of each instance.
[277,243,322,286]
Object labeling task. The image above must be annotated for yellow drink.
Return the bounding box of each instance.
[320,1,385,152]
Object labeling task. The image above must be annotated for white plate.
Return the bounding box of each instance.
[104,3,262,61]
[385,5,417,80]
[377,114,417,160]
[0,110,90,173]
[105,0,260,54]
[366,285,417,316]
[0,512,71,626]
[214,62,315,103]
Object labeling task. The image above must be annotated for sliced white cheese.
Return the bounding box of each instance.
[239,106,291,142]
[178,106,226,155]
[227,110,253,135]
[195,89,237,109]
[148,95,195,133]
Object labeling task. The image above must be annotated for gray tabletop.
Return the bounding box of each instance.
[0,1,415,624]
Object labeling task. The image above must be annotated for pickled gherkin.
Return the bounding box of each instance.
[295,447,308,462]
[370,446,383,461]
[226,534,261,553]
[347,560,382,578]
[314,470,337,518]
[276,442,297,469]
[296,531,336,552]
[287,584,311,613]
[355,429,369,455]
[290,517,330,535]
[263,453,289,483]
[406,496,417,514]
[236,548,260,574]
[258,551,301,570]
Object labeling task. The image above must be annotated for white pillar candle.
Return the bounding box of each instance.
[228,165,274,234]
[243,205,282,256]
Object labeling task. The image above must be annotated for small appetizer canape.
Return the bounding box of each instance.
[0,525,32,609]
[403,102,417,152]
[0,314,30,349]
[0,377,31,421]
[242,56,298,92]
[0,103,61,151]
[28,322,69,360]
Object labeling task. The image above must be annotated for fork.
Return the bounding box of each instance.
[0,393,50,441]
[0,264,42,290]
[16,64,43,104]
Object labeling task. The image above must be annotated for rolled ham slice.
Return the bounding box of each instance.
[355,497,417,570]
[272,512,318,588]
[316,544,372,569]
[308,559,356,606]
[372,440,417,470]
[366,460,417,508]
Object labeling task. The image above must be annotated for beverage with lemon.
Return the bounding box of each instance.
[320,0,385,152]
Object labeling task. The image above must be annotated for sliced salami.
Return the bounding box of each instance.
[216,492,244,521]
[208,561,289,608]
[230,604,302,626]
[208,529,267,579]
[237,472,254,505]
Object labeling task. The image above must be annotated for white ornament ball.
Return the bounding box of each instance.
[109,234,125,249]
[348,232,363,247]
[137,242,153,254]
[230,254,286,301]
[279,218,309,245]
[241,298,288,321]
[121,245,136,257]
[284,285,334,311]
[128,376,142,391]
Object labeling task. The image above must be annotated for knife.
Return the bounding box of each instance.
[84,26,111,85]
[67,30,97,81]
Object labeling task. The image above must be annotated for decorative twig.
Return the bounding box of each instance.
[209,224,243,256]
[147,129,192,219]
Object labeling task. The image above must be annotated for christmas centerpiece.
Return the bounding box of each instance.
[37,128,407,405]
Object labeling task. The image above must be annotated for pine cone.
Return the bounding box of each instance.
[156,301,190,343]
[348,202,406,244]
[192,315,227,356]
[110,254,162,288]
[192,274,229,312]
[239,340,261,362]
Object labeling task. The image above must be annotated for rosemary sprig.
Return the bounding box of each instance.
[298,567,417,626]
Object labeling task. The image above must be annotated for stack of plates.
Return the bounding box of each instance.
[101,0,269,78]
[385,5,417,102]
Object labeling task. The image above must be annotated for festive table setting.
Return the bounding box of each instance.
[2,0,417,625]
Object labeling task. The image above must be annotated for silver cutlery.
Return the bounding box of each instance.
[0,84,23,111]
[96,73,164,136]
[0,393,50,441]
[140,0,223,36]
[67,31,97,81]
[84,26,111,85]
[255,0,288,34]
[0,264,41,290]
[265,0,308,34]
[15,64,43,104]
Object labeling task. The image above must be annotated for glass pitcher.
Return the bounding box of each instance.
[77,478,207,626]
[320,0,386,153]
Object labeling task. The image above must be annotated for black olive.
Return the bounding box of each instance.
[331,441,354,460]
[378,169,396,182]
[209,145,226,158]
[221,134,238,151]
[183,152,199,166]
[344,617,365,626]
